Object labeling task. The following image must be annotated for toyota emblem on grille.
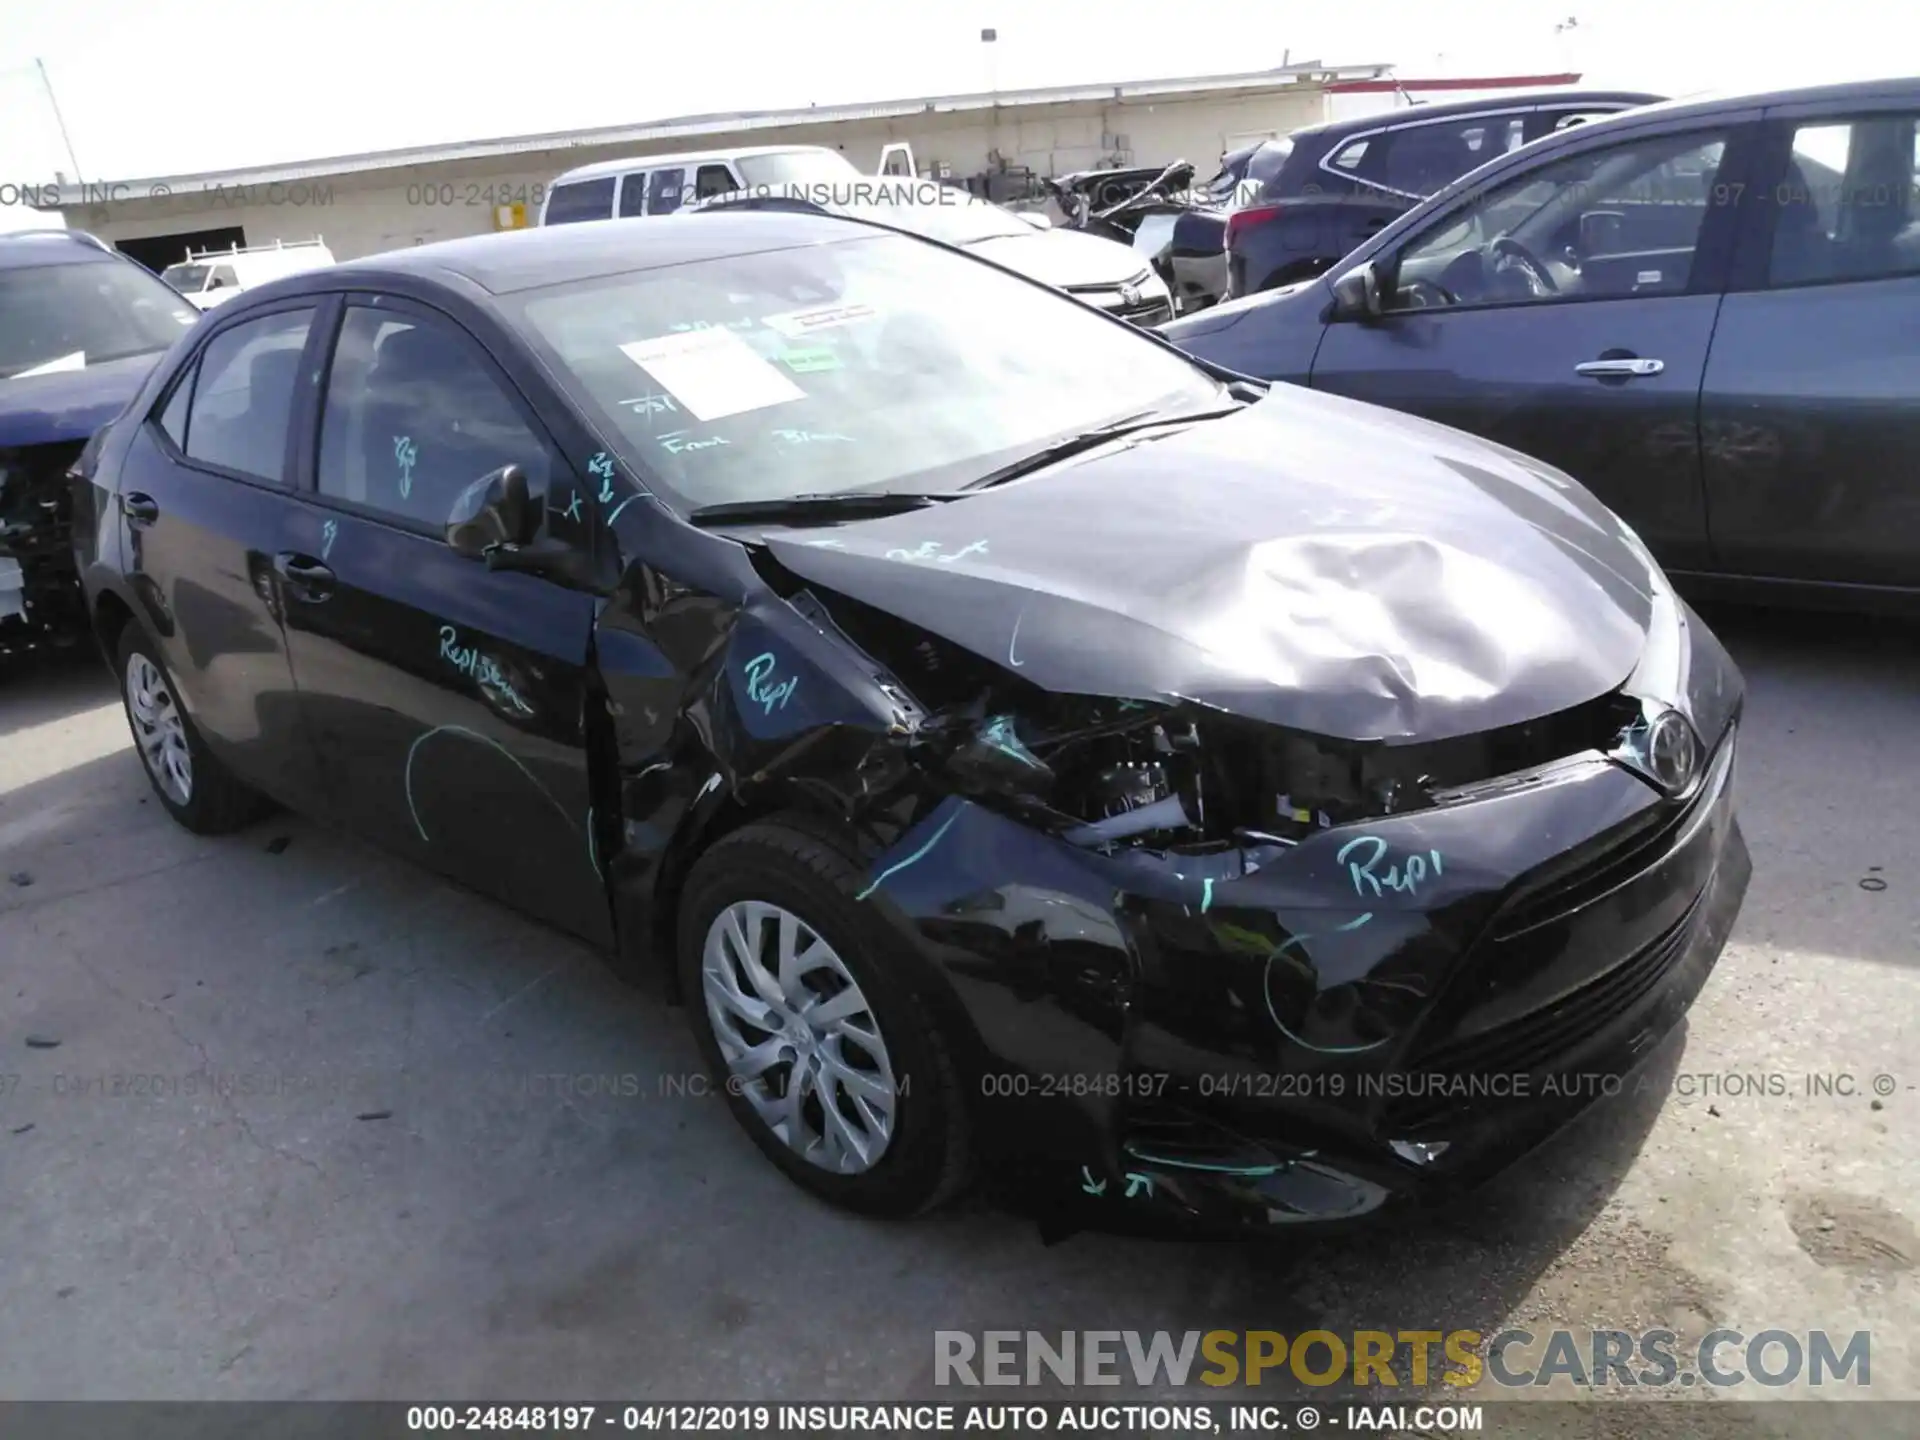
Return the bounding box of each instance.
[1119,283,1141,307]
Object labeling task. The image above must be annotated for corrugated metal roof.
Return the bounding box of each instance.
[44,61,1389,204]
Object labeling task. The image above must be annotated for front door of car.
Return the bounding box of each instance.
[278,295,612,946]
[117,301,327,809]
[1308,118,1760,577]
[1699,102,1920,589]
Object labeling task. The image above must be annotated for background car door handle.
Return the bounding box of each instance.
[121,492,159,525]
[273,552,335,601]
[1575,357,1665,378]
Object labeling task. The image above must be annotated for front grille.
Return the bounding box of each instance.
[1381,895,1701,1130]
[1492,798,1695,940]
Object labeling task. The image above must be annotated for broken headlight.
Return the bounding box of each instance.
[931,701,1211,847]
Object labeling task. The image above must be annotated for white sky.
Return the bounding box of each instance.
[0,0,1910,181]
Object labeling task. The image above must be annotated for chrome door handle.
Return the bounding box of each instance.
[1575,357,1664,378]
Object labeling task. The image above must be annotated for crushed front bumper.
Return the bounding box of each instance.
[861,717,1748,1236]
[0,440,88,659]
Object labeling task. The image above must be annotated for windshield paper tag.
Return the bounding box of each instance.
[761,303,878,339]
[618,328,805,423]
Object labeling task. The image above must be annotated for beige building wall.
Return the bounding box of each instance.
[58,89,1329,263]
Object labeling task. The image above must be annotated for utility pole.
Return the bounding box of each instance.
[36,58,84,185]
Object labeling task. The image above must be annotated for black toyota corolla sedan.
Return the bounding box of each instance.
[71,211,1750,1235]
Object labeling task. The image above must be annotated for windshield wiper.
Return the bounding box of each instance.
[687,491,955,528]
[959,405,1245,492]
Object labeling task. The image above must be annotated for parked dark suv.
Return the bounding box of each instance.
[1,229,199,658]
[1164,77,1920,613]
[1223,90,1664,299]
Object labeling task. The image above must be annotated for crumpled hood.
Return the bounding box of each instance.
[965,226,1149,289]
[0,351,158,450]
[765,384,1658,744]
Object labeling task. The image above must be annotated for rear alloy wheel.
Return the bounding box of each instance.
[125,651,193,807]
[116,625,270,834]
[677,819,971,1217]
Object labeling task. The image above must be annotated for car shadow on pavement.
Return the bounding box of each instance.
[888,1028,1687,1402]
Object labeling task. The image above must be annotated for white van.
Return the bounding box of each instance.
[160,238,336,311]
[541,143,912,226]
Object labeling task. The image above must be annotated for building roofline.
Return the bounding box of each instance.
[1326,71,1584,93]
[45,61,1390,203]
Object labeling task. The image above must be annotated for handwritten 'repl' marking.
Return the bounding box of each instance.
[1335,835,1445,901]
[320,518,338,560]
[742,651,798,716]
[438,625,532,714]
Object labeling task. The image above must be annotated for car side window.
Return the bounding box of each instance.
[210,265,239,291]
[694,164,737,200]
[156,369,194,450]
[618,173,647,219]
[1388,129,1728,312]
[545,177,615,225]
[648,167,688,215]
[1767,114,1920,287]
[182,308,315,483]
[316,304,554,532]
[1383,119,1517,197]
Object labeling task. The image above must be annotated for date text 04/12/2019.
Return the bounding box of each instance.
[403,1403,1299,1432]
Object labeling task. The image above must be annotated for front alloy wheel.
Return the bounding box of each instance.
[701,899,898,1174]
[126,650,192,806]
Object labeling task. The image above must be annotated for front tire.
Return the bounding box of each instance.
[116,625,270,834]
[676,819,971,1218]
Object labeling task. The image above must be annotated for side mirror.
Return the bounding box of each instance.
[445,464,535,559]
[1017,210,1052,229]
[1579,209,1626,256]
[1330,261,1385,322]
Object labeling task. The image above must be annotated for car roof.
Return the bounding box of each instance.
[330,208,883,296]
[1531,74,1920,133]
[0,229,119,270]
[1283,88,1668,146]
[552,144,843,186]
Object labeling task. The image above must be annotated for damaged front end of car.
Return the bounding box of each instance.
[589,480,1750,1238]
[0,437,91,659]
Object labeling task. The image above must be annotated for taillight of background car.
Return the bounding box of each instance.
[1224,204,1285,249]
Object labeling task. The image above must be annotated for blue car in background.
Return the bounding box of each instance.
[1,229,199,658]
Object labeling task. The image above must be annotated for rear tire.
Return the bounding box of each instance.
[676,818,972,1218]
[116,624,271,834]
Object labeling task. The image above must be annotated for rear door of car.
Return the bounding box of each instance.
[1699,94,1920,589]
[114,300,328,807]
[1307,109,1765,576]
[275,288,613,945]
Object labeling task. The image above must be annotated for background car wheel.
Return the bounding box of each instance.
[676,818,971,1218]
[116,625,271,834]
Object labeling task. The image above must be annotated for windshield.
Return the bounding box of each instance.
[734,149,865,190]
[510,230,1222,511]
[0,259,199,379]
[162,262,211,291]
